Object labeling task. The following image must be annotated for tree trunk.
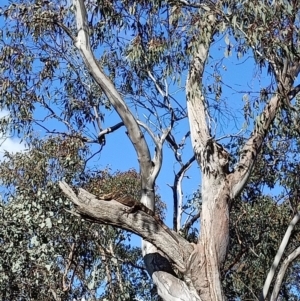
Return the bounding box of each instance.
[184,14,230,298]
[188,176,229,300]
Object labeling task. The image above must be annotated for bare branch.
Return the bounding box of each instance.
[147,70,166,98]
[182,211,200,233]
[186,48,212,154]
[270,246,300,301]
[83,148,103,169]
[136,120,172,182]
[175,169,186,231]
[54,20,76,42]
[260,211,300,301]
[93,106,102,132]
[97,122,124,144]
[39,97,72,130]
[166,131,191,163]
[150,125,173,181]
[216,129,244,142]
[173,156,196,231]
[136,120,159,146]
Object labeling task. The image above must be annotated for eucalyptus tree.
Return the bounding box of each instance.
[1,0,300,300]
[0,137,155,301]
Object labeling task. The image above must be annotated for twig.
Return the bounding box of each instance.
[173,156,195,230]
[97,122,124,144]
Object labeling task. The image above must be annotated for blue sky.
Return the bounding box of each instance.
[0,0,288,228]
[0,0,27,157]
[2,2,300,300]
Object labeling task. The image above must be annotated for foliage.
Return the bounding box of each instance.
[0,137,154,301]
[222,113,300,299]
[224,197,300,300]
[85,169,166,220]
[1,0,300,300]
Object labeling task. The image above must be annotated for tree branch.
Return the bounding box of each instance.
[137,120,171,183]
[59,181,192,272]
[229,69,300,199]
[270,246,300,301]
[147,70,167,99]
[97,122,124,144]
[172,155,195,231]
[186,46,212,156]
[183,211,200,234]
[228,95,281,198]
[260,211,300,301]
[72,0,152,188]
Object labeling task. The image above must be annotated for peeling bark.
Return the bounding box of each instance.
[185,19,230,298]
[59,182,192,267]
[59,181,204,300]
[60,1,300,300]
[71,1,189,299]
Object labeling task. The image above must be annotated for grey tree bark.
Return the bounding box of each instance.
[58,1,300,300]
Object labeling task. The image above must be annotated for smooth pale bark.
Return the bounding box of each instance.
[270,246,300,301]
[59,1,300,300]
[186,40,230,299]
[261,211,300,300]
[71,1,194,299]
[59,181,201,301]
[184,11,299,300]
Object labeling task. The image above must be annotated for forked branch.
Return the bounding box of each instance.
[72,0,152,186]
[270,246,300,301]
[59,181,191,272]
[260,211,300,301]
